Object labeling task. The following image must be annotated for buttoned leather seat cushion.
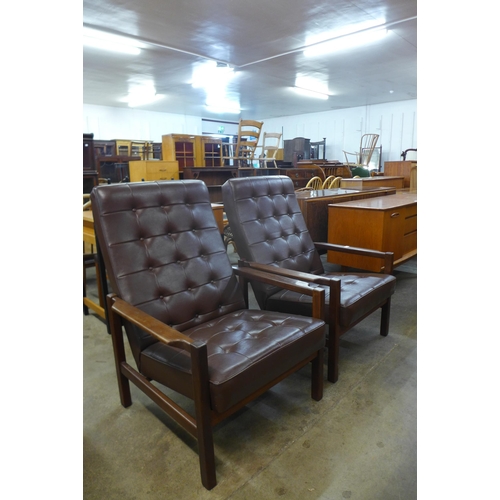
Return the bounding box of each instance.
[140,309,325,414]
[265,273,396,327]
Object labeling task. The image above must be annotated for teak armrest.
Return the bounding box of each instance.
[238,260,336,288]
[234,265,326,321]
[313,242,394,274]
[109,294,198,352]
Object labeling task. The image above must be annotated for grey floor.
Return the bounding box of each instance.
[83,249,417,500]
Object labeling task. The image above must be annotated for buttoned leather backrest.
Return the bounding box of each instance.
[222,176,324,308]
[91,181,246,363]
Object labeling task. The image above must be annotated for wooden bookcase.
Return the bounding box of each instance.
[162,134,223,171]
[199,136,223,167]
[162,134,197,171]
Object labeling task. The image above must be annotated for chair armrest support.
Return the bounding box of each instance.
[234,265,326,321]
[109,295,198,351]
[313,242,394,274]
[237,260,333,287]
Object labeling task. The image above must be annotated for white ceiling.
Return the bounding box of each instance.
[83,0,417,121]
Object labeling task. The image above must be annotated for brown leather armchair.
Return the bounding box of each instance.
[90,180,326,490]
[221,176,397,383]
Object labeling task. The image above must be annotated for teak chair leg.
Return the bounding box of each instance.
[311,348,324,401]
[191,344,217,490]
[107,296,132,407]
[380,298,391,337]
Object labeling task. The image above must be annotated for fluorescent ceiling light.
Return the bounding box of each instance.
[122,85,164,107]
[304,28,388,57]
[205,96,241,114]
[191,61,236,89]
[293,87,330,100]
[83,27,143,55]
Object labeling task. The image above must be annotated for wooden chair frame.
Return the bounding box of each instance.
[238,242,393,383]
[296,176,323,191]
[223,119,263,167]
[106,265,325,490]
[258,132,282,168]
[322,176,342,189]
[343,134,379,172]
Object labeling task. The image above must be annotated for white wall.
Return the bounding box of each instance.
[83,99,417,164]
[83,104,203,141]
[260,99,417,165]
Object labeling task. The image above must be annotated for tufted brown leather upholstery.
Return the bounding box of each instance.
[222,176,397,383]
[91,180,326,490]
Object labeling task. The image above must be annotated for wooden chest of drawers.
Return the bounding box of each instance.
[128,160,179,182]
[327,192,417,271]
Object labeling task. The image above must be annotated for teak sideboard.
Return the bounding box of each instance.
[295,187,396,243]
[327,192,417,272]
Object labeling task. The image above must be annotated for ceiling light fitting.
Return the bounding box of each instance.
[83,27,143,55]
[303,28,388,57]
[123,85,164,107]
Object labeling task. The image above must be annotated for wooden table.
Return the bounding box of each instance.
[340,176,405,190]
[327,192,417,272]
[83,204,225,320]
[83,210,106,319]
[296,187,396,242]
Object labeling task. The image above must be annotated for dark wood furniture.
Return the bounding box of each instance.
[296,187,396,242]
[310,138,326,160]
[91,180,326,489]
[222,176,396,383]
[183,166,326,203]
[283,137,310,165]
[327,191,417,271]
[297,160,351,178]
[96,155,141,183]
[83,133,99,193]
[94,140,116,157]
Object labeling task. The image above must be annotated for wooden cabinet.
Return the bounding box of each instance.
[112,140,152,160]
[83,133,98,193]
[383,161,417,188]
[280,167,324,189]
[183,167,326,203]
[114,140,131,156]
[296,187,396,243]
[97,156,140,183]
[327,192,417,271]
[151,142,162,159]
[129,160,179,182]
[183,168,238,203]
[162,134,197,171]
[94,140,115,157]
[199,136,223,167]
[162,134,224,171]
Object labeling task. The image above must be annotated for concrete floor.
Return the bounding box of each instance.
[83,250,417,499]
